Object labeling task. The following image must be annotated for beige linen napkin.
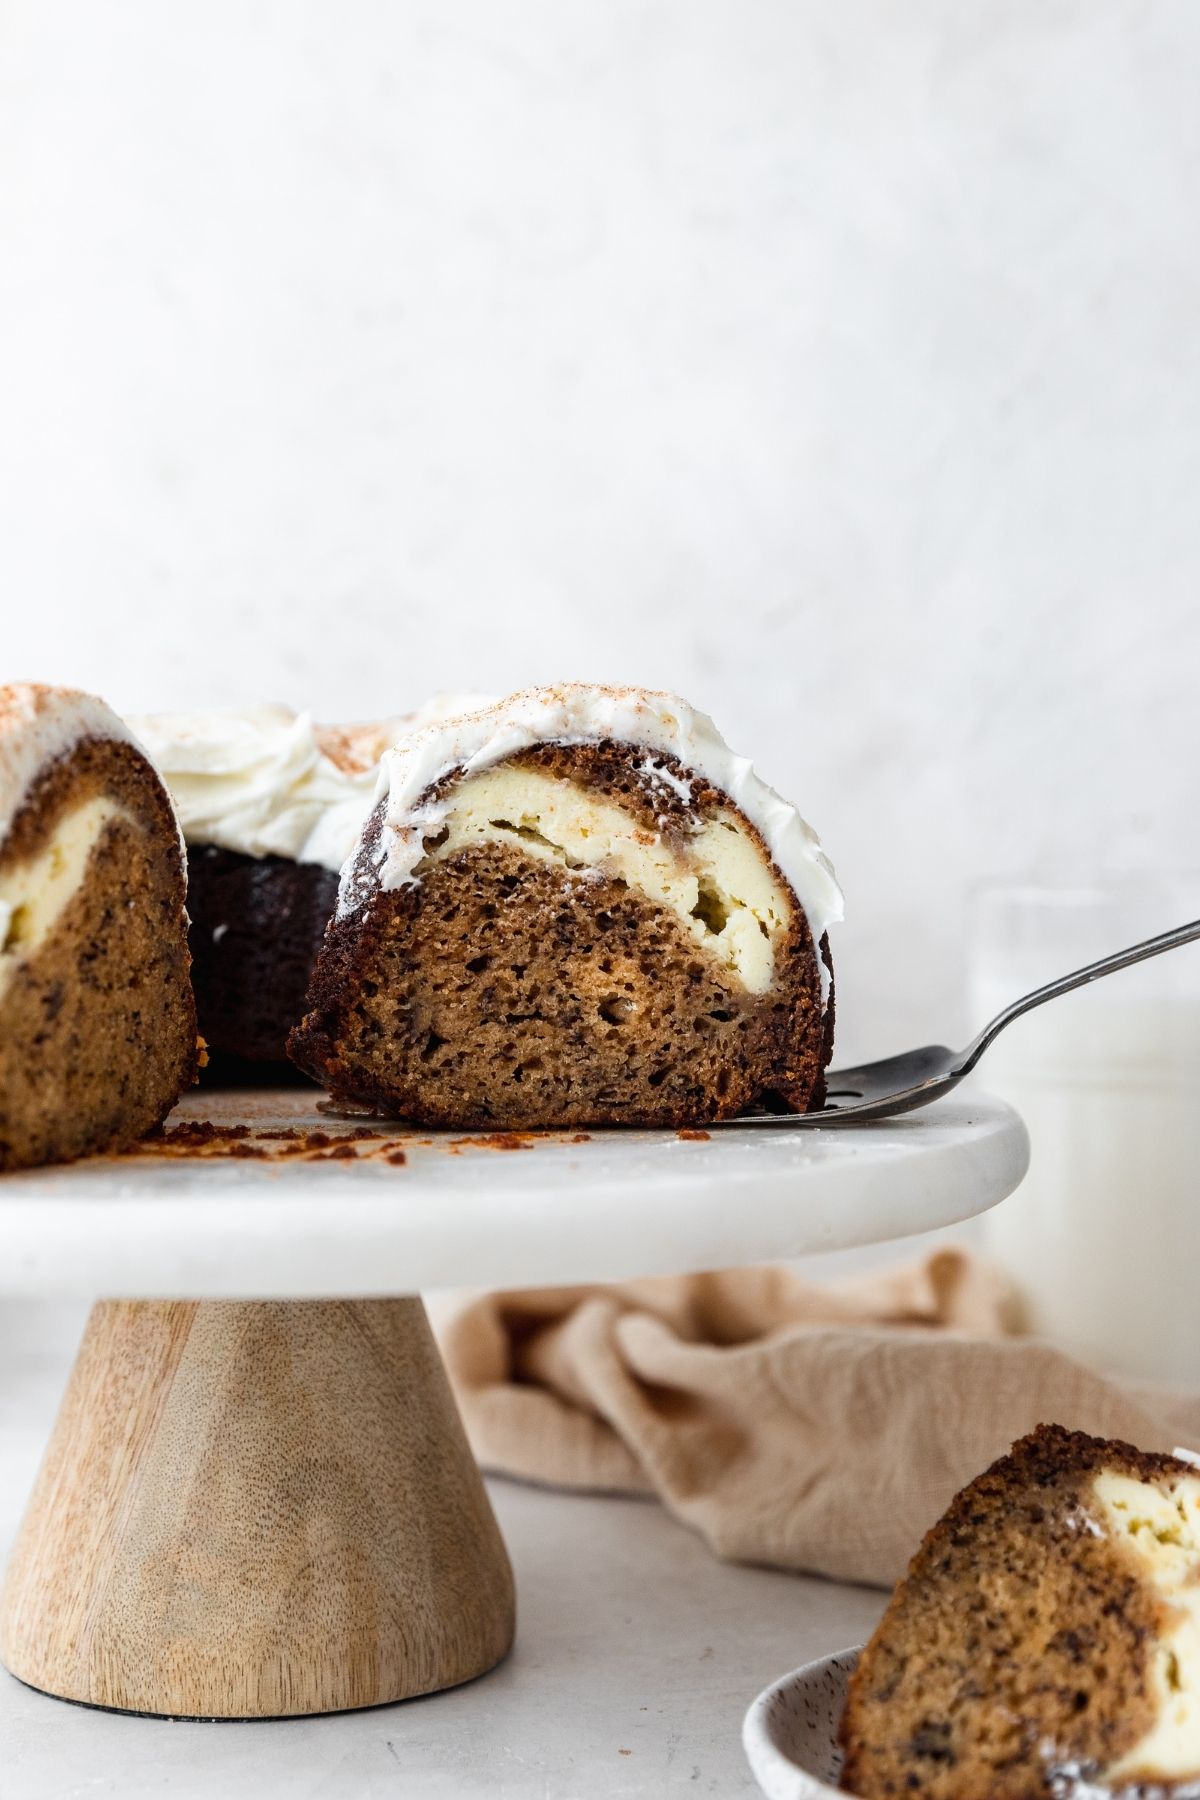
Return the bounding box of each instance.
[436,1250,1200,1588]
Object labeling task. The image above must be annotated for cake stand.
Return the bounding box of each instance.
[0,1088,1028,1721]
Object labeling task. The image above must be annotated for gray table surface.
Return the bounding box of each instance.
[0,1301,886,1800]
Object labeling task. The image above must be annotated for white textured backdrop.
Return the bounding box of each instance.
[1,1,1197,1058]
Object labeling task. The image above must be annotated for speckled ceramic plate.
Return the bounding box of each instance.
[743,1647,861,1800]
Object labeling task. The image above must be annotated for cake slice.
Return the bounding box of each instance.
[840,1424,1200,1799]
[0,684,198,1170]
[288,683,842,1128]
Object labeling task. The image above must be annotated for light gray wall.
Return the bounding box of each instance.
[2,1,1196,1060]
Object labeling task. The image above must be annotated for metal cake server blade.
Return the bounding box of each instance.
[713,916,1200,1128]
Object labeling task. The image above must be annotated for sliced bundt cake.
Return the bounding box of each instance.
[0,684,198,1170]
[840,1424,1200,1798]
[288,683,842,1128]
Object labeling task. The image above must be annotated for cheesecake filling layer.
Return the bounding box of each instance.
[0,796,133,1000]
[352,684,842,1003]
[417,765,791,994]
[1093,1469,1200,1783]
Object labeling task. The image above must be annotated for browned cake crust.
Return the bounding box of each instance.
[288,743,834,1128]
[839,1424,1195,1800]
[0,737,198,1171]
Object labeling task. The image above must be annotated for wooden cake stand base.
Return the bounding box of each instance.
[0,1298,515,1718]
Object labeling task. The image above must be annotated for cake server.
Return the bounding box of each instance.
[716,916,1200,1127]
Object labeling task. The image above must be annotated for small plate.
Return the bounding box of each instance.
[743,1647,861,1800]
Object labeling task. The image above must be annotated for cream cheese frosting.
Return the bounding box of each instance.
[133,705,397,870]
[343,683,843,995]
[134,697,495,872]
[0,684,138,842]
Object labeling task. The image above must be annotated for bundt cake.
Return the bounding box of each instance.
[0,684,198,1170]
[288,683,842,1128]
[133,705,398,1075]
[840,1424,1200,1798]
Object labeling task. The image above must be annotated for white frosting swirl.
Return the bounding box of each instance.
[0,684,139,842]
[343,683,844,989]
[133,697,496,871]
[132,705,393,870]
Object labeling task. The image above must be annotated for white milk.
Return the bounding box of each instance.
[970,887,1200,1387]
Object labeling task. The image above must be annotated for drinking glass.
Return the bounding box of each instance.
[969,879,1200,1386]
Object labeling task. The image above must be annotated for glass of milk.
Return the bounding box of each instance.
[970,880,1200,1388]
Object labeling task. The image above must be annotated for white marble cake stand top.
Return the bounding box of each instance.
[0,1088,1028,1300]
